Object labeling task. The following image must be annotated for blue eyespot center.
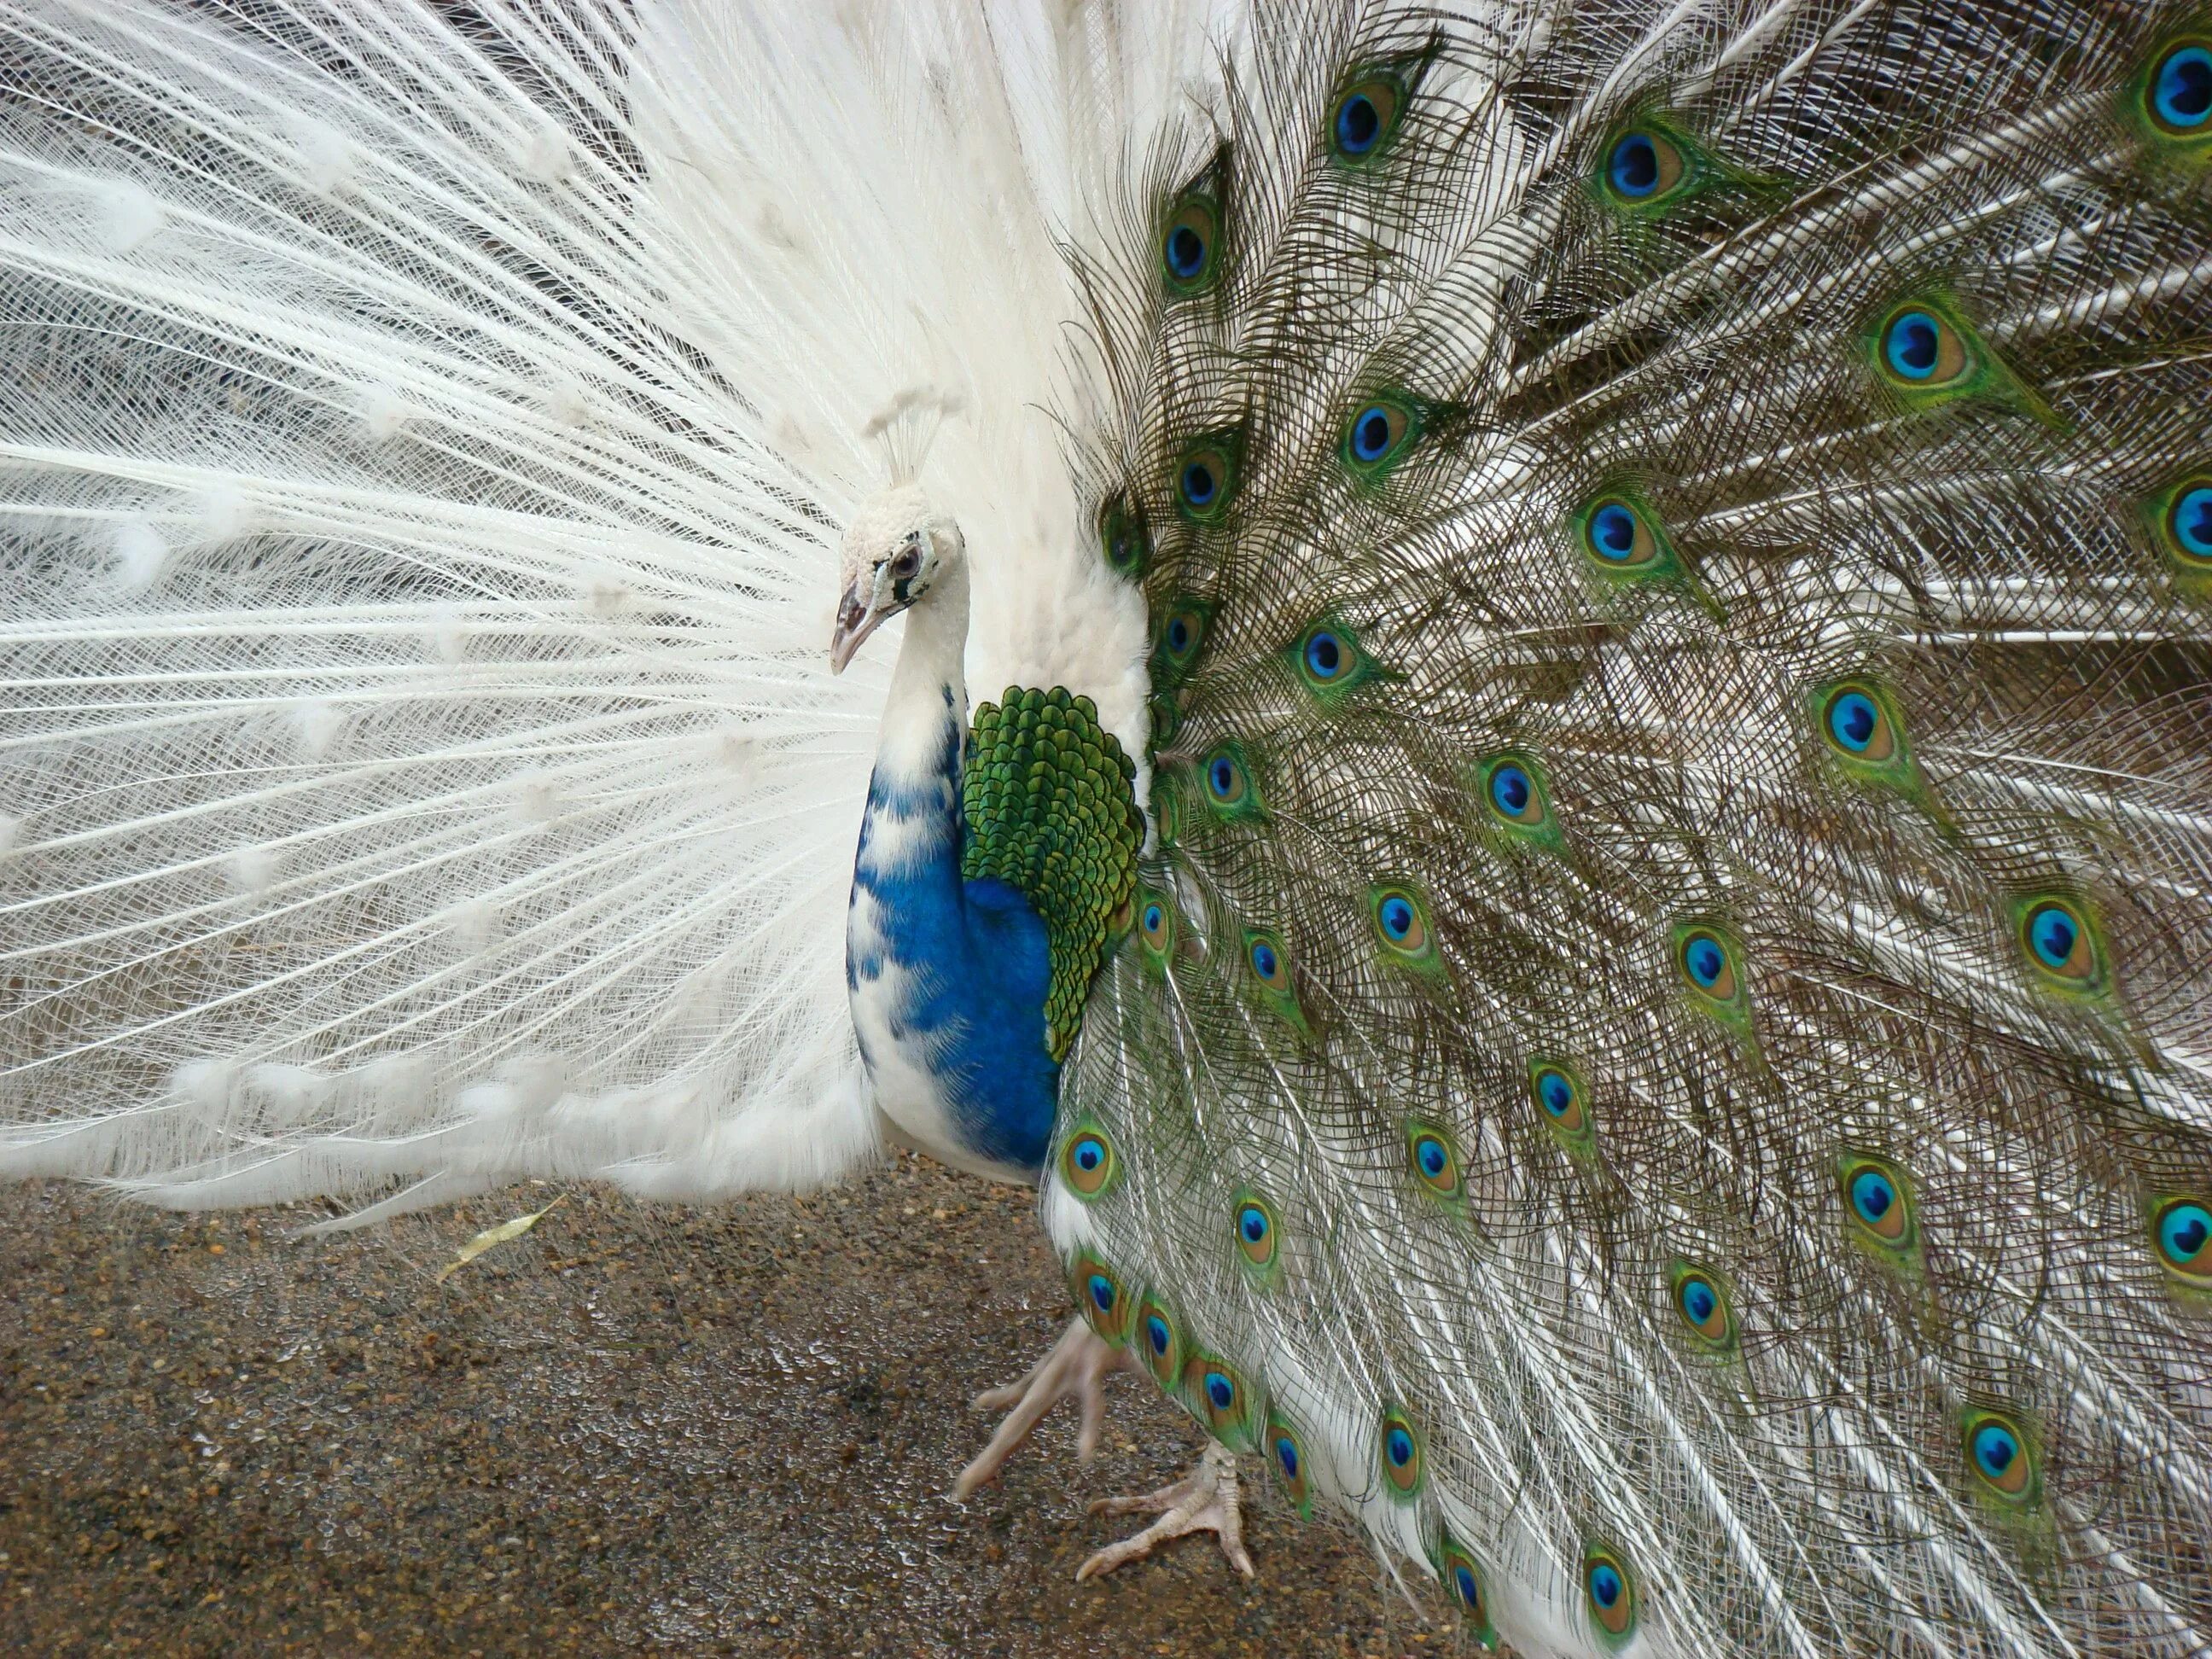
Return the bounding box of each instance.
[1206,1371,1235,1411]
[1416,1135,1448,1179]
[1275,1435,1299,1478]
[1146,1316,1170,1355]
[1972,1422,2019,1478]
[1166,224,1207,279]
[1351,405,1393,462]
[1538,1070,1574,1117]
[1828,690,1879,752]
[1609,132,1659,197]
[1143,903,1164,933]
[1885,309,1942,381]
[1336,91,1382,154]
[1680,1277,1718,1325]
[2160,1202,2210,1263]
[1209,756,1237,797]
[1379,896,1415,940]
[1166,616,1191,655]
[2175,486,2212,560]
[2155,45,2212,130]
[1590,503,1639,562]
[1589,1562,1623,1609]
[1251,940,1279,981]
[1074,1136,1103,1172]
[1386,1427,1414,1467]
[1088,1274,1115,1313]
[1490,763,1533,816]
[1684,934,1726,989]
[1239,1205,1268,1244]
[1851,1168,1896,1224]
[1453,1564,1481,1610]
[2028,903,2079,969]
[1181,461,1217,506]
[1305,631,1343,677]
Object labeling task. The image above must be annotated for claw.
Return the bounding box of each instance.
[1077,1441,1254,1581]
[952,1318,1134,1499]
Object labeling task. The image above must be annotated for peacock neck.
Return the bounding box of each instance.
[847,560,1061,1185]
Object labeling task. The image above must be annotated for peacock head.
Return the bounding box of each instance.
[829,485,965,673]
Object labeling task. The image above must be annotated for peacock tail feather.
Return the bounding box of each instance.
[1046,3,2212,1653]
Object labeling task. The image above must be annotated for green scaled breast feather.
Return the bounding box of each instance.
[960,687,1144,1062]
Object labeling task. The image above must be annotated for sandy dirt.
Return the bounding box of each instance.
[1,1150,1461,1656]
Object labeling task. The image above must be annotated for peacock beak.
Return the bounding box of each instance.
[829,581,882,675]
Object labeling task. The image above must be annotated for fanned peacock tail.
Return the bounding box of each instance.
[1049,3,2212,1653]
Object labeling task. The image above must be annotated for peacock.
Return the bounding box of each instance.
[3,0,2211,1650]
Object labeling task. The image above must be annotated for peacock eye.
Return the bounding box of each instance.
[1878,305,1971,388]
[1304,629,1343,678]
[2157,477,2212,572]
[1059,1123,1120,1198]
[1329,73,1403,161]
[1405,1120,1462,1199]
[1583,498,1659,568]
[1173,438,1240,522]
[1532,1064,1581,1128]
[2152,1197,2212,1278]
[1602,127,1686,204]
[2021,898,2095,982]
[1489,761,1536,820]
[1161,195,1221,293]
[1679,928,1737,998]
[1139,896,1172,952]
[1136,1295,1183,1389]
[1670,1265,1732,1348]
[1342,399,1414,475]
[1247,933,1289,988]
[1842,1155,1914,1247]
[1068,1251,1133,1344]
[1379,1408,1423,1495]
[1437,1534,1488,1625]
[1821,684,1896,760]
[1963,1411,2037,1502]
[1370,884,1433,961]
[1583,1547,1635,1638]
[1205,746,1249,806]
[1099,497,1148,578]
[1155,601,1208,677]
[2149,40,2212,135]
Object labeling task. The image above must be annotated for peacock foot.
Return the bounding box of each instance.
[1076,1441,1255,1582]
[952,1317,1135,1500]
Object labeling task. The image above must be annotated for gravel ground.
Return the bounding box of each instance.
[1,1151,1457,1656]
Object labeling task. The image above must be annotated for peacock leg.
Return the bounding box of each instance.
[952,1318,1135,1499]
[1074,1441,1254,1581]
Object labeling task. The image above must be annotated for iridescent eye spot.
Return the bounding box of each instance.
[1247,934,1289,991]
[1371,886,1430,958]
[1878,305,1970,387]
[1329,75,1401,161]
[1491,763,1533,817]
[1679,929,1733,997]
[2152,43,2212,133]
[1206,1371,1235,1411]
[1842,1158,1912,1246]
[1416,1135,1447,1180]
[1380,1409,1422,1495]
[1582,1545,1636,1639]
[1305,629,1342,678]
[2170,484,2212,565]
[1181,458,1218,508]
[1822,686,1898,762]
[1060,1124,1118,1199]
[1068,1252,1132,1344]
[1161,197,1220,291]
[1275,1435,1299,1479]
[1267,1415,1312,1513]
[1099,498,1146,577]
[2021,898,2098,983]
[1174,444,1237,521]
[1342,400,1412,472]
[1674,1271,1730,1344]
[1240,1206,1266,1244]
[1453,1564,1481,1612]
[1588,501,1642,563]
[1603,128,1685,204]
[1233,1191,1279,1272]
[1146,1316,1170,1356]
[1405,1121,1465,1204]
[1143,902,1164,936]
[1157,602,1206,672]
[1534,1066,1577,1122]
[2154,1198,2212,1278]
[1964,1412,2035,1501]
[1087,1274,1115,1315]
